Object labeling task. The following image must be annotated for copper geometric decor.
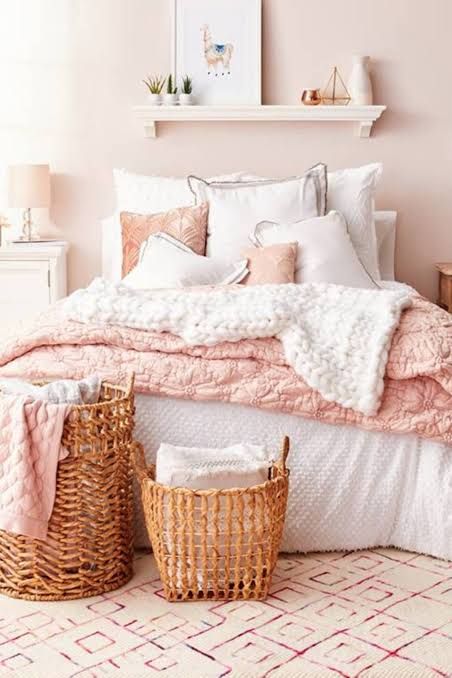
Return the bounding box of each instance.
[321,66,351,105]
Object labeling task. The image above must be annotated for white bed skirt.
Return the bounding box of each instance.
[134,395,452,561]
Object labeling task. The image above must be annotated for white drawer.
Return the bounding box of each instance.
[0,260,50,329]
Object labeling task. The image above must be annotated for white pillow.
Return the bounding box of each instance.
[252,211,377,289]
[188,164,327,263]
[113,169,251,214]
[122,233,248,290]
[375,211,397,281]
[327,164,383,281]
[241,164,383,281]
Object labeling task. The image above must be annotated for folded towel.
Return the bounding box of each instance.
[0,396,70,540]
[156,442,272,490]
[0,374,101,405]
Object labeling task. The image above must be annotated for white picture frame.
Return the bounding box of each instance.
[172,0,262,106]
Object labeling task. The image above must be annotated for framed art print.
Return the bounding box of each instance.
[173,0,262,105]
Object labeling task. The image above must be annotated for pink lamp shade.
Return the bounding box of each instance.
[7,164,51,209]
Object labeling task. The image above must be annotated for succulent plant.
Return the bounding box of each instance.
[166,74,178,95]
[142,75,166,94]
[181,75,193,95]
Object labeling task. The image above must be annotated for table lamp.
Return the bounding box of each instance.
[7,164,51,241]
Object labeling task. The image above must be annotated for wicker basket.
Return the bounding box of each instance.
[134,437,290,602]
[0,376,136,601]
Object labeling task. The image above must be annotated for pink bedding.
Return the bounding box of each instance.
[0,296,451,445]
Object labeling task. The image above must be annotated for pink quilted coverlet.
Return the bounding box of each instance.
[0,396,69,539]
[0,296,451,445]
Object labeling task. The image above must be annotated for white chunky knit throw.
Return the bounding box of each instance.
[63,279,412,416]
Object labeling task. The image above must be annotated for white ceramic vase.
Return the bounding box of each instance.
[162,93,178,105]
[348,56,373,105]
[147,93,161,105]
[179,93,194,105]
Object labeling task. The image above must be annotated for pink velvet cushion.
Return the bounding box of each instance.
[120,203,209,277]
[241,243,298,285]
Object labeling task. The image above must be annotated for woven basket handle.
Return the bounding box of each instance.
[125,373,135,397]
[279,436,290,472]
[131,441,148,483]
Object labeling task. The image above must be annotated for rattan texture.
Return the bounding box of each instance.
[134,437,290,602]
[0,377,136,601]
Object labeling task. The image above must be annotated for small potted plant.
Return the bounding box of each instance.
[163,74,178,105]
[179,75,194,105]
[142,75,166,105]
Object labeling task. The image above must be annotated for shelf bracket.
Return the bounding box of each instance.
[144,121,157,138]
[357,121,373,138]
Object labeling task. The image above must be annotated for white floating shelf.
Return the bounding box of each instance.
[133,104,386,139]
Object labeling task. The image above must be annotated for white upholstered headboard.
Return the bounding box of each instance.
[374,211,397,281]
[101,215,122,282]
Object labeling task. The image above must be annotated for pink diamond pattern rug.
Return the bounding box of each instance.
[0,549,451,677]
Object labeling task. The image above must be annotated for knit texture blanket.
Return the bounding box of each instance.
[62,279,412,416]
[0,396,69,539]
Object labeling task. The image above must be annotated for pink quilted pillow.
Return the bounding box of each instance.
[241,243,297,285]
[120,203,209,277]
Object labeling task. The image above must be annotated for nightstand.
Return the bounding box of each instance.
[436,263,452,312]
[0,242,69,334]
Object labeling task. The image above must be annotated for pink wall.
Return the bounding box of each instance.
[1,0,451,299]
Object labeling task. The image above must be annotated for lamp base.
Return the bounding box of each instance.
[21,208,40,241]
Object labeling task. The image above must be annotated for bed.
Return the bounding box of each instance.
[1,166,450,562]
[1,273,449,561]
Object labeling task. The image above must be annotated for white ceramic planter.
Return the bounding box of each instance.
[147,93,161,105]
[348,56,373,106]
[179,93,194,105]
[162,94,178,105]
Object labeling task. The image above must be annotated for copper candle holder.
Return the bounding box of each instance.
[301,89,322,106]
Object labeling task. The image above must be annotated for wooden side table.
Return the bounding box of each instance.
[436,263,452,312]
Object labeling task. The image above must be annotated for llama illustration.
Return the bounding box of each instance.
[201,24,234,76]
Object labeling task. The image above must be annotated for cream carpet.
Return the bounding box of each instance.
[0,550,451,677]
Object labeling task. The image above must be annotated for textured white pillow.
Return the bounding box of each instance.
[188,164,327,263]
[253,211,377,289]
[123,233,248,290]
[113,169,251,213]
[327,164,383,281]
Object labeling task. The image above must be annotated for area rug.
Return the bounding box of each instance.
[0,549,451,677]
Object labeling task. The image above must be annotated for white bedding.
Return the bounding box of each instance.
[134,394,452,560]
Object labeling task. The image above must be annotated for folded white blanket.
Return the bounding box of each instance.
[156,442,271,490]
[63,279,412,416]
[0,374,101,405]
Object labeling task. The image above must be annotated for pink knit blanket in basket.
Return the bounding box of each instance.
[0,396,69,539]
